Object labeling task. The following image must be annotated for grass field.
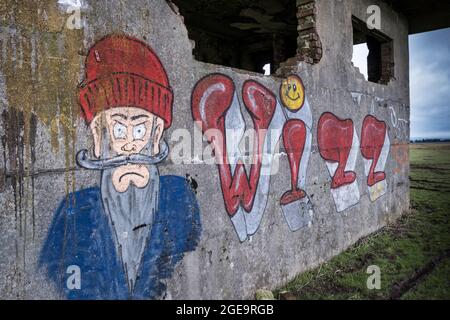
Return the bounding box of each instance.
[274,143,450,300]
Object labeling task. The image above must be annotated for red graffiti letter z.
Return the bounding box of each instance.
[361,115,387,186]
[317,112,357,188]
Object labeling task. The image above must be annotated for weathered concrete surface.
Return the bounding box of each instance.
[0,0,410,299]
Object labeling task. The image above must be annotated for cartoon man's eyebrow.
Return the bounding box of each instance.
[112,113,128,119]
[131,114,149,121]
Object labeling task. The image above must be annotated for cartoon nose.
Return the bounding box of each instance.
[121,143,137,153]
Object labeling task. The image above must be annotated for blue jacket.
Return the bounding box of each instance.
[39,175,201,300]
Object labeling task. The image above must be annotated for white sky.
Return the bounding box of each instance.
[352,43,369,80]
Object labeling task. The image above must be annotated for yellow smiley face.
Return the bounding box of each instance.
[280,75,305,112]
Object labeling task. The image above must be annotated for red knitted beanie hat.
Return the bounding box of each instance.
[79,34,173,128]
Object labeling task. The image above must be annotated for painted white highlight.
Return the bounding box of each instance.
[363,158,372,177]
[281,195,313,231]
[281,96,314,230]
[225,94,285,241]
[200,83,225,122]
[225,92,248,242]
[375,131,390,173]
[225,92,245,171]
[230,210,247,242]
[325,127,361,212]
[298,131,312,190]
[283,96,313,190]
[366,131,390,202]
[242,100,285,238]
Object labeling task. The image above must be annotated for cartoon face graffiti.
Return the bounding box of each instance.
[39,34,201,300]
[280,75,305,112]
[90,107,165,192]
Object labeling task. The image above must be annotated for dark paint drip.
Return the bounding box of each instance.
[29,114,37,240]
[1,133,6,193]
[2,108,38,291]
[133,223,149,231]
[2,109,24,231]
[185,174,198,194]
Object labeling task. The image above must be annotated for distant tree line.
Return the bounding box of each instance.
[410,138,450,143]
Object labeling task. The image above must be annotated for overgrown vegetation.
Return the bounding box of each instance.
[274,143,450,300]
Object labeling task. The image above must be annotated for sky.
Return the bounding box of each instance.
[409,28,450,140]
[352,27,450,140]
[352,43,369,80]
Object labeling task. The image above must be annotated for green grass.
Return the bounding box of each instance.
[274,143,450,300]
[401,258,450,300]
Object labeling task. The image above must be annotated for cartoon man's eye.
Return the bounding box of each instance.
[288,84,291,91]
[113,123,127,139]
[293,84,297,91]
[133,123,147,140]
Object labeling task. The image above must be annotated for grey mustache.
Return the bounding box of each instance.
[77,140,169,170]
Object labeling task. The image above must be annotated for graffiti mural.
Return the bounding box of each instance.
[190,71,393,242]
[191,74,314,240]
[392,143,409,175]
[279,75,314,231]
[360,115,390,201]
[39,34,201,299]
[318,112,361,212]
[191,74,284,241]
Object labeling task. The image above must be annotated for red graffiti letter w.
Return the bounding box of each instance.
[191,74,276,216]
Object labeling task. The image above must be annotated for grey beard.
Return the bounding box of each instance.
[101,165,160,292]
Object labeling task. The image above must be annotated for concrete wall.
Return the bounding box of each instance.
[0,0,410,299]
